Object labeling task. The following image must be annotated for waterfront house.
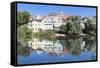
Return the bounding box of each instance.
[28,11,69,32]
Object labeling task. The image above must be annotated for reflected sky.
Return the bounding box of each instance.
[18,51,96,64]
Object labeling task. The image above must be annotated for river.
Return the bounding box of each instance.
[17,36,96,65]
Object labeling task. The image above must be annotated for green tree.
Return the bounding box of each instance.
[17,25,32,46]
[32,30,55,41]
[17,11,30,27]
[66,16,82,34]
[59,25,67,33]
[85,17,96,33]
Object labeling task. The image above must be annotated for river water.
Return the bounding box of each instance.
[17,36,96,65]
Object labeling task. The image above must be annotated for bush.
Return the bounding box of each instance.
[17,11,30,27]
[17,25,32,46]
[32,30,56,40]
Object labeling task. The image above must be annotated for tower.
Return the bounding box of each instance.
[59,11,63,16]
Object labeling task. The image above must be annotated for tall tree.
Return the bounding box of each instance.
[66,16,82,34]
[85,17,96,33]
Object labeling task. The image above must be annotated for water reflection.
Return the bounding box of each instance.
[17,37,96,64]
[28,39,64,56]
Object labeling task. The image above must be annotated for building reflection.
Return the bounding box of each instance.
[18,37,96,58]
[28,38,65,57]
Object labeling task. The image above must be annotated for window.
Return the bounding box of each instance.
[38,24,40,26]
[35,44,37,46]
[44,24,52,25]
[32,28,34,31]
[35,24,37,26]
[44,21,47,23]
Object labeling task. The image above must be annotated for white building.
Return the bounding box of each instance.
[41,17,54,30]
[41,11,64,31]
[28,11,69,32]
[28,21,42,32]
[28,15,42,32]
[81,16,96,29]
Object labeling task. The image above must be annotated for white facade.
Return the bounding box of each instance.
[28,11,67,32]
[41,17,53,30]
[42,11,63,29]
[28,20,42,32]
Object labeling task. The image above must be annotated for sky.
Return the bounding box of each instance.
[17,3,96,17]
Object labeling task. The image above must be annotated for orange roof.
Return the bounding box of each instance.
[29,16,33,21]
[41,16,47,19]
[62,15,69,22]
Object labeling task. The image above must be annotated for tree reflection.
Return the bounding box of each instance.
[59,38,82,56]
[17,42,31,57]
[70,38,82,56]
[59,37,96,56]
[17,36,96,57]
[83,36,96,52]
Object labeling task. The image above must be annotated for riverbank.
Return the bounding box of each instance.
[56,33,96,39]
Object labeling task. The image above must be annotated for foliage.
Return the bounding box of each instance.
[17,11,30,27]
[17,25,32,46]
[84,17,96,33]
[66,16,82,34]
[59,16,83,35]
[17,45,31,57]
[84,37,96,52]
[59,38,82,56]
[59,36,96,56]
[32,30,56,41]
[59,25,67,33]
